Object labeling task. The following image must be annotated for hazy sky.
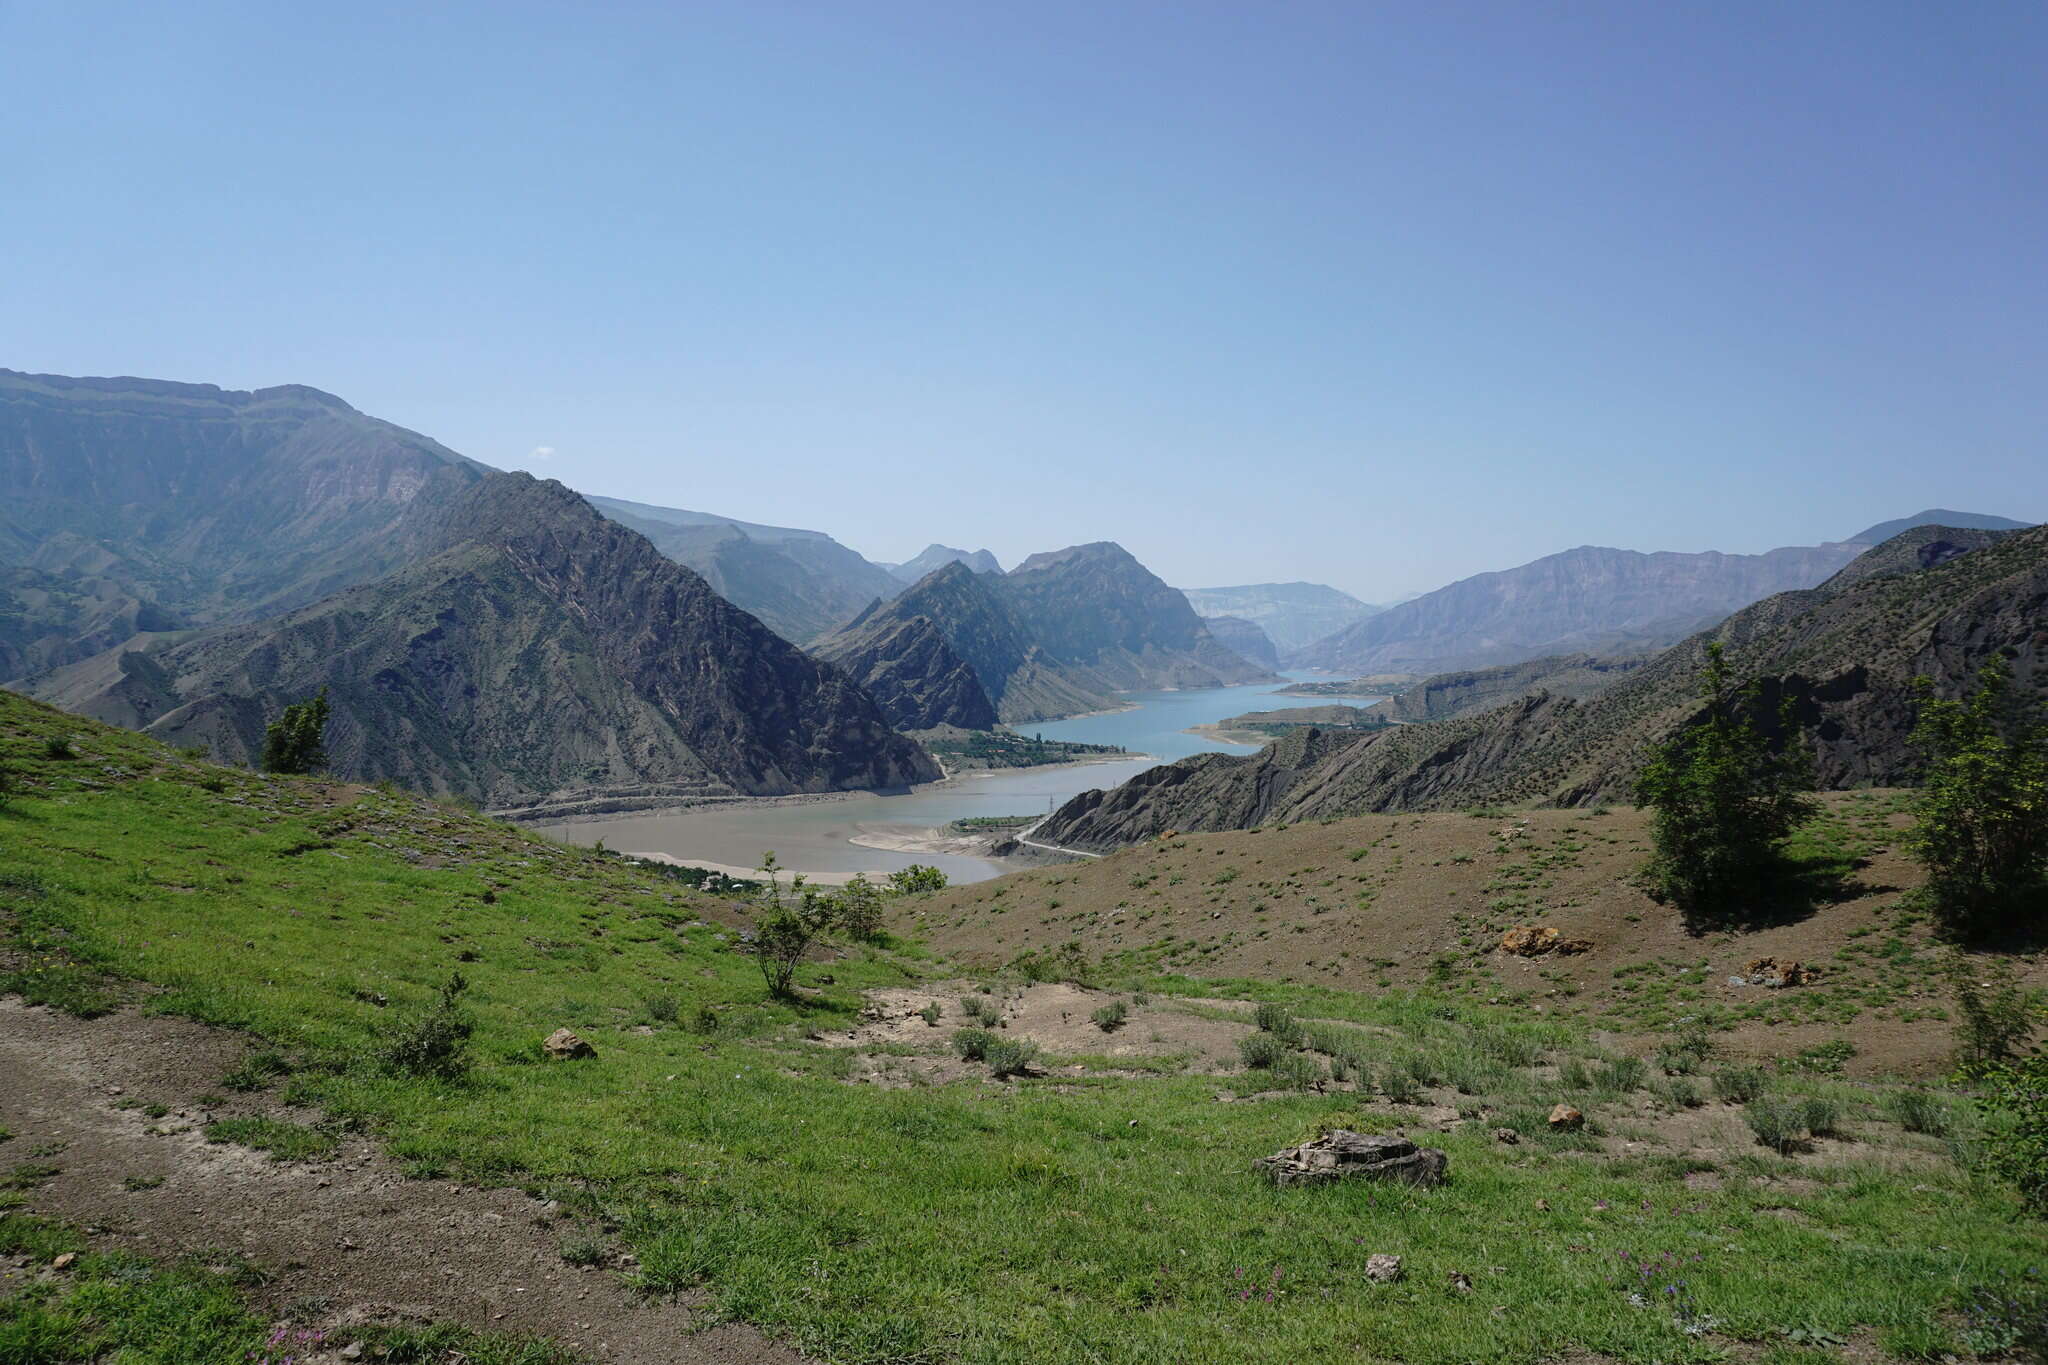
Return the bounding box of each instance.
[4,2,2042,600]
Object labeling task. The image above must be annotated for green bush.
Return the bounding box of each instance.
[886,864,948,895]
[1380,1065,1424,1105]
[1252,1002,1294,1033]
[1906,660,2048,934]
[1237,1033,1285,1069]
[1975,1057,2048,1213]
[377,972,475,1082]
[1652,1076,1703,1109]
[918,1001,941,1027]
[1953,959,2043,1069]
[1270,1053,1324,1091]
[1655,1023,1715,1075]
[1884,1088,1951,1136]
[260,690,330,775]
[1090,1000,1128,1032]
[1799,1095,1843,1138]
[1744,1097,1807,1154]
[1636,644,1816,917]
[1592,1056,1647,1093]
[42,735,76,760]
[984,1038,1039,1078]
[1713,1065,1770,1104]
[951,1028,998,1062]
[644,994,680,1024]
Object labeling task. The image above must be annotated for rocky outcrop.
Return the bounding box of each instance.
[33,474,940,809]
[1296,541,1871,676]
[1037,525,2045,848]
[1365,653,1645,724]
[1254,1132,1447,1188]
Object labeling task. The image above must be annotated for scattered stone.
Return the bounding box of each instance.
[542,1029,596,1060]
[1448,1269,1474,1292]
[51,1252,76,1270]
[1365,1253,1404,1283]
[1554,937,1594,956]
[1253,1131,1448,1188]
[1534,1198,1550,1211]
[1493,1127,1520,1145]
[1547,1104,1584,1131]
[339,1344,365,1360]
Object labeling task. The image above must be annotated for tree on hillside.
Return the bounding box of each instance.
[261,689,331,776]
[1908,658,2048,936]
[1636,643,1816,919]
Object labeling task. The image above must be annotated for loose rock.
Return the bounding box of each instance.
[1253,1131,1448,1188]
[543,1028,596,1060]
[1547,1104,1584,1131]
[1493,1127,1520,1145]
[1365,1253,1404,1283]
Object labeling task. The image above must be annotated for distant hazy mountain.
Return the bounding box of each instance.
[816,544,1275,726]
[1846,509,2032,544]
[886,544,1003,582]
[1181,582,1379,655]
[1203,615,1281,672]
[34,475,937,812]
[586,494,900,644]
[0,369,487,666]
[1038,523,2040,848]
[1295,541,1868,676]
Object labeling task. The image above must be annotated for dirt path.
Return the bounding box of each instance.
[0,997,806,1364]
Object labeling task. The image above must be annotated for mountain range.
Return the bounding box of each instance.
[1035,522,2041,849]
[1180,581,1380,655]
[815,546,1276,727]
[885,544,1003,582]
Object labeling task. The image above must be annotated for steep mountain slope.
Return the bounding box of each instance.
[1002,543,1277,695]
[809,600,999,731]
[1848,509,2032,544]
[587,494,900,644]
[0,369,486,634]
[1181,581,1378,654]
[1037,524,2043,848]
[886,544,1002,582]
[0,566,186,680]
[1296,541,1868,675]
[1366,653,1647,724]
[1203,615,1281,672]
[32,474,938,812]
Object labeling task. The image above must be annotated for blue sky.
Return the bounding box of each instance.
[4,1,2042,599]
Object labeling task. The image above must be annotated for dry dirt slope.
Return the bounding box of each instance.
[900,795,2041,1076]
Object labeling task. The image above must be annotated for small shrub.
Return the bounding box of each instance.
[1744,1097,1807,1154]
[644,995,680,1024]
[689,1004,720,1034]
[1713,1065,1770,1104]
[377,972,475,1082]
[1781,1040,1855,1075]
[1962,1270,2048,1359]
[1091,1001,1128,1032]
[1954,959,2043,1069]
[1380,1065,1424,1105]
[951,1028,998,1062]
[1652,1076,1703,1109]
[1270,1053,1324,1091]
[918,1001,941,1027]
[221,1050,290,1093]
[960,995,1002,1027]
[1252,1002,1294,1033]
[1975,1056,2048,1213]
[984,1038,1039,1077]
[1559,1058,1594,1090]
[1592,1056,1647,1093]
[1655,1023,1716,1075]
[1238,1034,1285,1069]
[886,864,948,895]
[1799,1095,1843,1138]
[1884,1088,1951,1136]
[42,735,76,760]
[559,1235,608,1267]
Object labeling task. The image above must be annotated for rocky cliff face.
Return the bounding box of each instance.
[0,369,485,630]
[1296,542,1868,676]
[810,602,999,731]
[588,495,901,645]
[34,475,939,810]
[1037,525,2043,849]
[1201,616,1281,672]
[1181,582,1379,655]
[1367,653,1646,724]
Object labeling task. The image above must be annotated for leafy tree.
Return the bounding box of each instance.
[1907,659,2048,936]
[836,874,886,942]
[1635,643,1816,917]
[748,852,845,997]
[261,689,331,776]
[1976,1057,2048,1214]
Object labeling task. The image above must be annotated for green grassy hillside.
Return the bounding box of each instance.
[3,687,2043,1364]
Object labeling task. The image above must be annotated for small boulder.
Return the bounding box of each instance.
[1364,1253,1404,1283]
[1493,1127,1520,1145]
[1499,925,1559,957]
[1745,957,1815,988]
[51,1252,76,1270]
[1547,1104,1584,1131]
[1254,1130,1448,1188]
[1554,937,1594,956]
[543,1028,596,1060]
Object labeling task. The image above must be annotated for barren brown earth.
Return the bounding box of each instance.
[0,997,804,1365]
[899,795,2044,1076]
